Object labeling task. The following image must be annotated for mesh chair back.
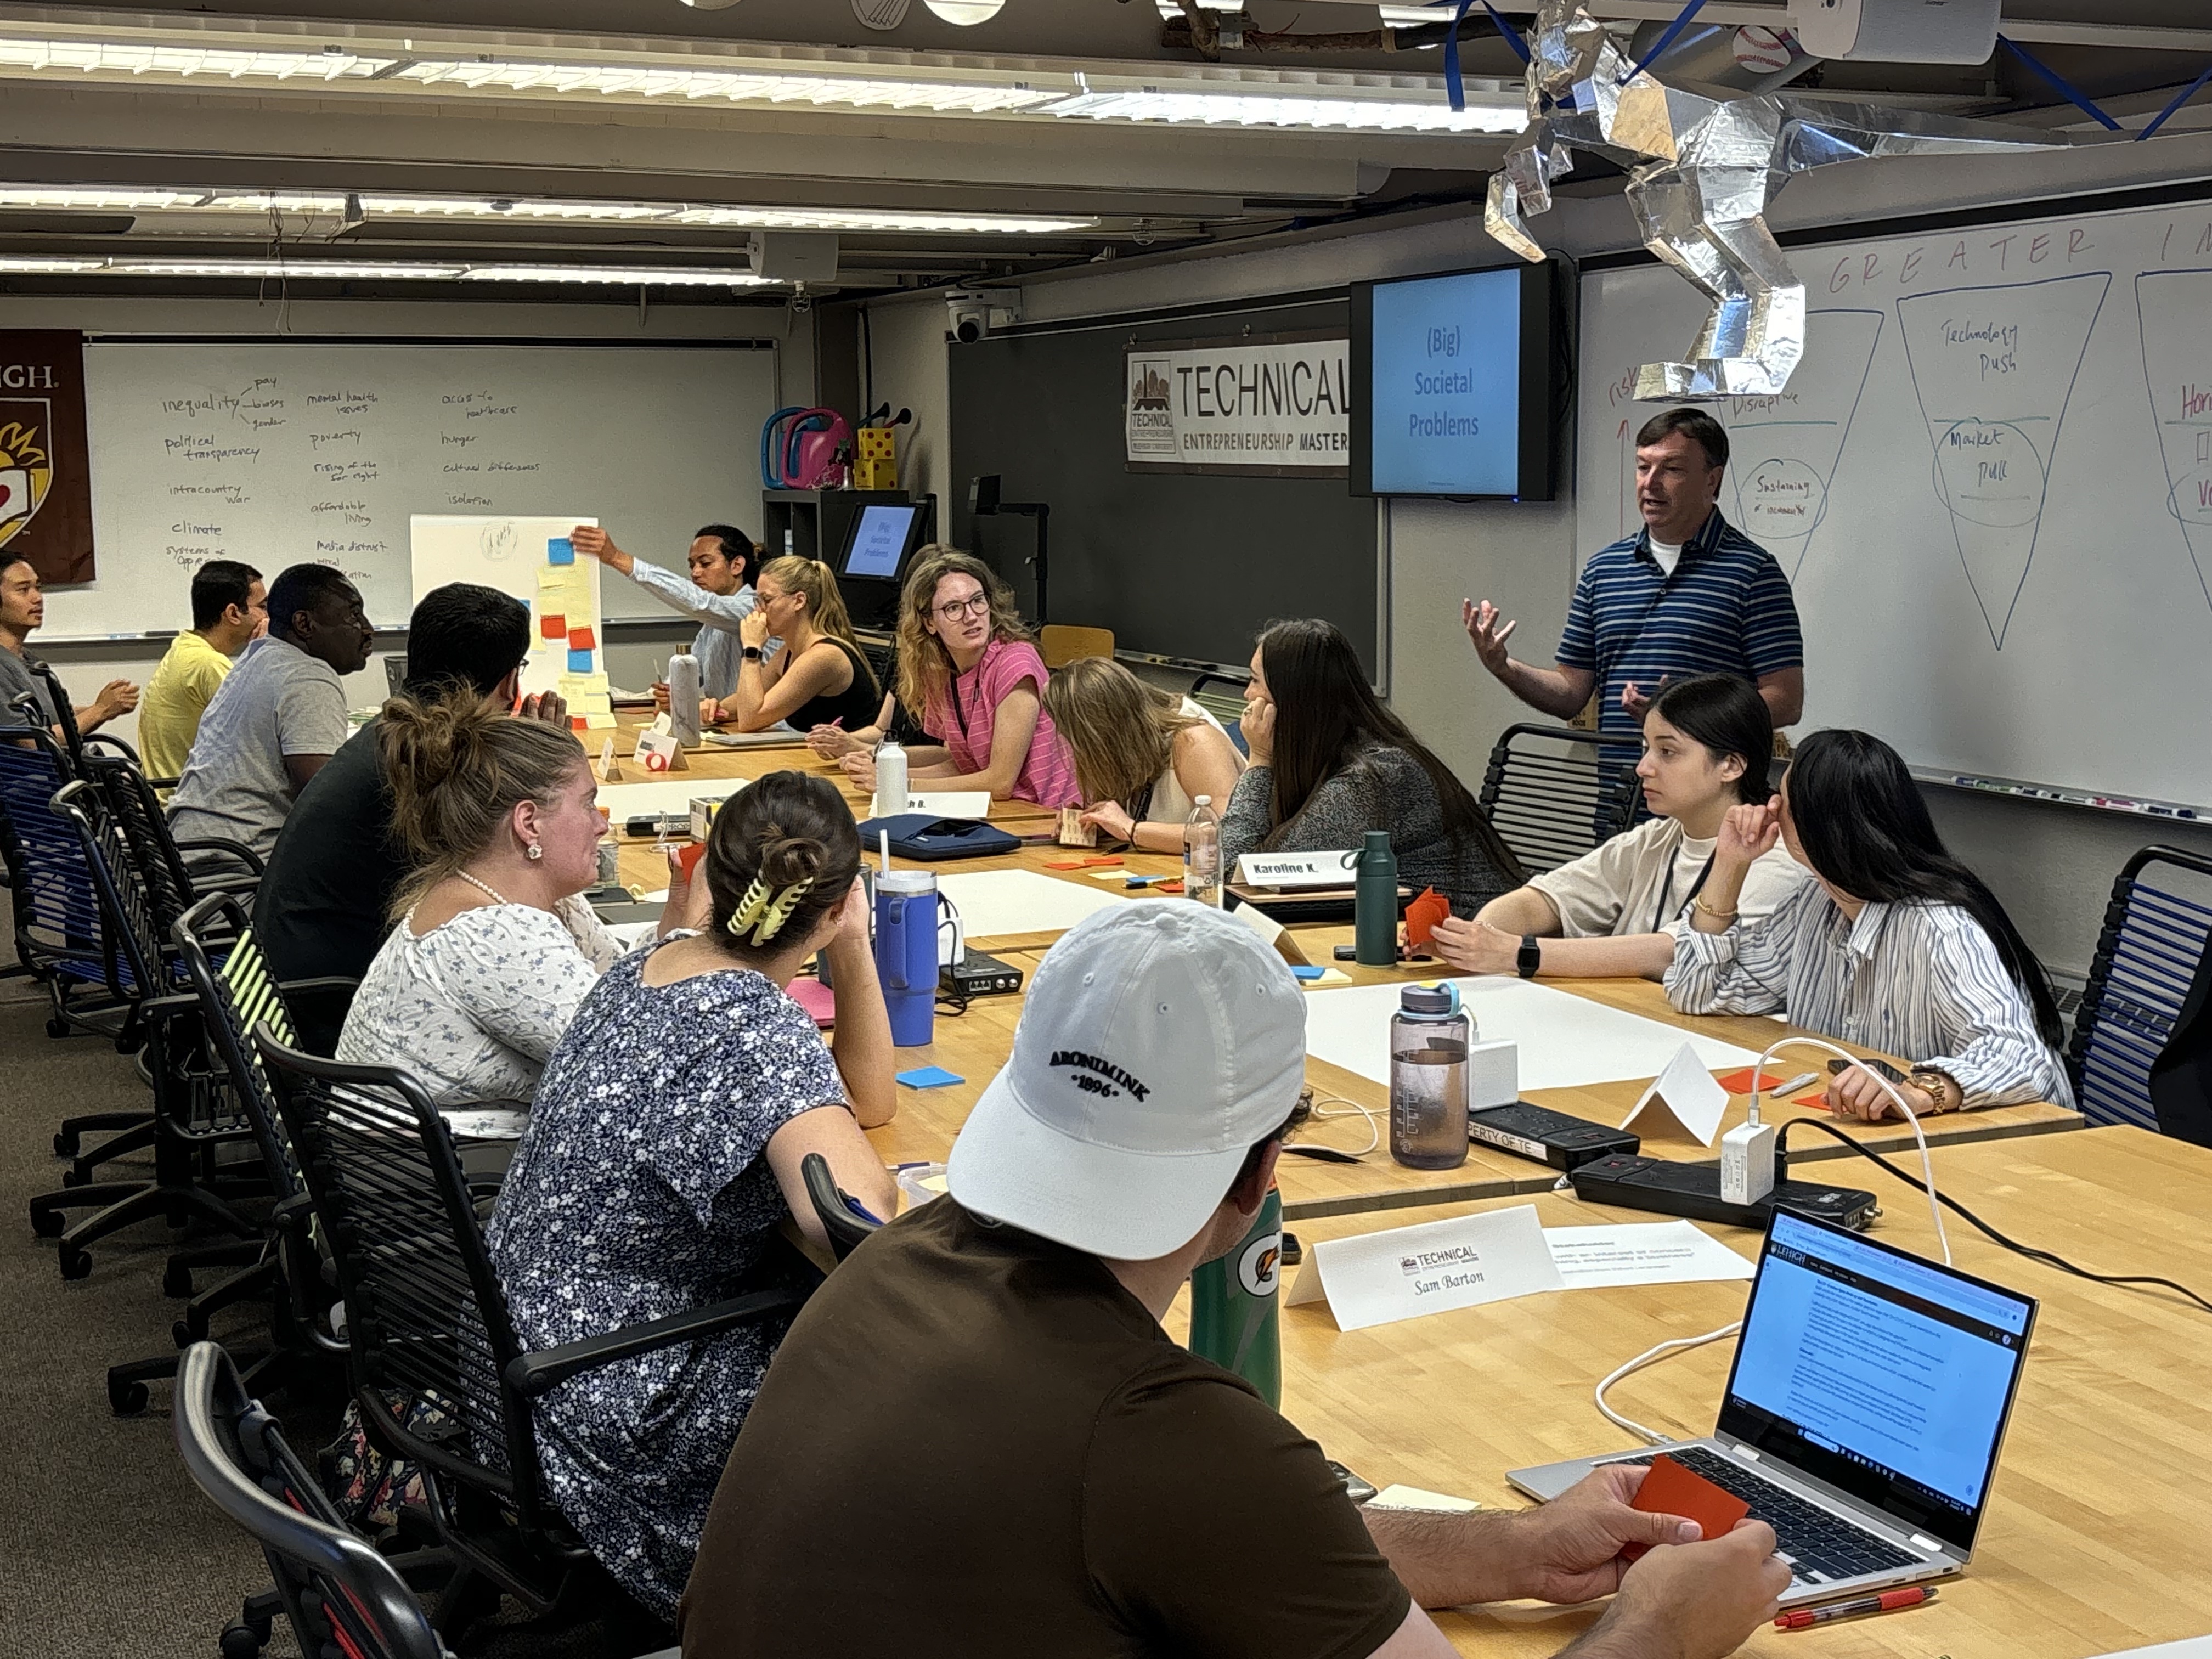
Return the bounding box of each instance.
[174,893,302,1199]
[254,1032,544,1523]
[2069,846,2212,1131]
[86,752,200,940]
[0,736,108,983]
[24,658,84,763]
[1188,672,1249,756]
[174,1341,449,1659]
[48,777,165,1000]
[1477,724,1641,875]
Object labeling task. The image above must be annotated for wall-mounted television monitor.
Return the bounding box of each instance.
[834,499,933,630]
[1350,263,1558,500]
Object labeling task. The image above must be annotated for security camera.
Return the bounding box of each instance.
[946,286,1020,343]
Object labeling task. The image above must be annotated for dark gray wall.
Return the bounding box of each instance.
[947,298,1375,673]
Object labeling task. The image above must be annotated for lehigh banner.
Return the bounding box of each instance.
[0,331,94,585]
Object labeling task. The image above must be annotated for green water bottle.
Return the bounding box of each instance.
[1188,1184,1283,1408]
[1355,828,1400,967]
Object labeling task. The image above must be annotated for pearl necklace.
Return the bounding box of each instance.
[455,870,510,907]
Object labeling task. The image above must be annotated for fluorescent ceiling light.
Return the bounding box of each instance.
[1046,88,1524,132]
[923,1,1008,21]
[0,184,1091,235]
[0,255,109,273]
[112,258,469,278]
[396,58,1052,114]
[0,38,392,82]
[459,264,770,286]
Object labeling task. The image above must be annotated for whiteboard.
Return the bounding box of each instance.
[46,340,772,638]
[1577,194,2212,810]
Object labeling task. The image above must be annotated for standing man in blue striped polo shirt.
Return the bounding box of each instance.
[1463,409,1804,747]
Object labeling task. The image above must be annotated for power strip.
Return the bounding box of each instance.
[943,949,1023,998]
[1568,1153,1878,1232]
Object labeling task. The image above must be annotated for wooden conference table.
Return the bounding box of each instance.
[604,724,2081,1221]
[1183,1127,2212,1659]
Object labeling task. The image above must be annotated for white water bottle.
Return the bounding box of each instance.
[668,652,702,748]
[875,735,909,817]
[1184,794,1222,908]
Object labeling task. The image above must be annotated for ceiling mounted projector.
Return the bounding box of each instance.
[1798,0,2000,65]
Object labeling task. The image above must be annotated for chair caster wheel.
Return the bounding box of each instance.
[60,1166,87,1188]
[109,1376,149,1416]
[164,1262,195,1298]
[59,1247,93,1280]
[53,1130,77,1156]
[46,1017,70,1038]
[219,1620,268,1659]
[30,1207,64,1239]
[173,1317,204,1348]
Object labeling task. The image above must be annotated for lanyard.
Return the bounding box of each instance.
[1651,850,1716,935]
[948,664,972,740]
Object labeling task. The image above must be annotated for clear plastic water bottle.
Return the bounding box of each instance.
[1390,984,1470,1170]
[1183,794,1222,907]
[874,734,909,817]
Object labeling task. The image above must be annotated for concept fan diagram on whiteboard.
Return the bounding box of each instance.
[1897,274,2110,650]
[1723,311,1884,578]
[2137,269,2212,611]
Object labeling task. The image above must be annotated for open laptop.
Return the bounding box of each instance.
[1508,1209,2036,1609]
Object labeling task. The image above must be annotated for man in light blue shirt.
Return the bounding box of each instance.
[570,522,761,698]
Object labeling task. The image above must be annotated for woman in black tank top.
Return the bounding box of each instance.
[706,556,883,736]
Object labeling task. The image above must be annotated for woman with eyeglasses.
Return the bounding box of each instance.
[838,546,1079,808]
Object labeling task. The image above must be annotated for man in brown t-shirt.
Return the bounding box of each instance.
[680,905,1789,1659]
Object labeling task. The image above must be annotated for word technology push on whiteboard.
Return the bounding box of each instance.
[1350,263,1561,501]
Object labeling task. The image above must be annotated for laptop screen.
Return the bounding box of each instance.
[1718,1210,2036,1554]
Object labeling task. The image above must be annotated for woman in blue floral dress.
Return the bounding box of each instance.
[484,770,900,1618]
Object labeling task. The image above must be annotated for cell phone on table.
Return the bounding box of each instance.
[1328,1460,1378,1504]
[1826,1056,1905,1082]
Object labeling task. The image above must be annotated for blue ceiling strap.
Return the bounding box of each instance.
[1620,0,1708,84]
[2137,60,2212,141]
[1998,36,2123,132]
[1480,2,1532,66]
[1442,0,1476,112]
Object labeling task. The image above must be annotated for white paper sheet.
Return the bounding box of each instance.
[600,778,746,820]
[1543,1221,1756,1290]
[1620,1042,1733,1146]
[1367,1486,1483,1513]
[935,868,1127,941]
[1301,975,1758,1094]
[2087,1644,2212,1659]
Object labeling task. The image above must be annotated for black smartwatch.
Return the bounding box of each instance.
[742,646,763,662]
[1516,935,1542,978]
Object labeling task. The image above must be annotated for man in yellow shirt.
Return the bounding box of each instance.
[138,560,264,777]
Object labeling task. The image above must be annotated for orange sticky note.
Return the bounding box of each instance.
[568,625,596,651]
[569,715,587,732]
[1716,1067,1789,1096]
[1404,886,1451,949]
[540,613,567,640]
[1080,855,1124,868]
[1043,859,1087,870]
[1793,1091,1833,1111]
[676,842,708,879]
[1621,1453,1751,1560]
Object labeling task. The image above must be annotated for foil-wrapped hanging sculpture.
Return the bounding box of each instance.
[1485,2,2067,401]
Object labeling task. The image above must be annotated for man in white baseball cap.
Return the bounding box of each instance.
[680,904,1788,1659]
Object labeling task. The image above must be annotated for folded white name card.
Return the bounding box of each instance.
[1235,849,1360,889]
[1620,1041,1731,1148]
[870,790,992,821]
[1285,1204,1566,1332]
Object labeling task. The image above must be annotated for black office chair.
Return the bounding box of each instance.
[103,893,356,1417]
[1476,723,1642,875]
[1189,671,1250,757]
[174,1341,453,1659]
[256,1031,809,1647]
[27,780,266,1281]
[801,1151,883,1261]
[86,747,262,932]
[2069,845,2212,1132]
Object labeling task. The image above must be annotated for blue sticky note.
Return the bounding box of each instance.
[548,537,574,565]
[567,647,594,673]
[897,1065,964,1090]
[1290,964,1326,981]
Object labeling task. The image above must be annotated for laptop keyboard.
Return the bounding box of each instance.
[1614,1447,1923,1587]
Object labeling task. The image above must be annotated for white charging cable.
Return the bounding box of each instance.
[1589,1037,1954,1444]
[1305,1091,1383,1156]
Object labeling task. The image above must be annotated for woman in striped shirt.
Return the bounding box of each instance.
[1667,729,2073,1119]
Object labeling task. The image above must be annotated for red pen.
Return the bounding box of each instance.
[1776,1587,1936,1629]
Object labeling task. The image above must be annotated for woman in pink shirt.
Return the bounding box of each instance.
[838,547,1077,808]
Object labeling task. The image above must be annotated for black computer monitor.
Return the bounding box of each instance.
[835,500,932,628]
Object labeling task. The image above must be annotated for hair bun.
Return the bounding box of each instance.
[756,830,828,891]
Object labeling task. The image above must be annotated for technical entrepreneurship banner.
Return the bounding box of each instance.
[1124,334,1350,477]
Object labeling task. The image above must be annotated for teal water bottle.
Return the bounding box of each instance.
[1355,828,1399,967]
[1188,1184,1283,1408]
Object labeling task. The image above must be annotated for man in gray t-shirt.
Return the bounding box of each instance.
[0,548,139,736]
[166,564,374,859]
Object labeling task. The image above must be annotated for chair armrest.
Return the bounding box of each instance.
[503,1289,804,1400]
[174,837,266,877]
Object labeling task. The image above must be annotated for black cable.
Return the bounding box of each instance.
[1778,1119,2212,1318]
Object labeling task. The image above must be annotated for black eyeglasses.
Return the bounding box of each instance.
[934,593,991,622]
